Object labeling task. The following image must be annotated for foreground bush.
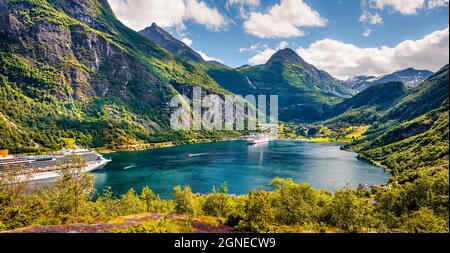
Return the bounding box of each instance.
[237,189,275,232]
[269,178,322,226]
[326,189,375,233]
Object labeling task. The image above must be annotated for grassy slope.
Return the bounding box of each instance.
[353,101,449,175]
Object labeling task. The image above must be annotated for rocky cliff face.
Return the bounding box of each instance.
[2,0,161,102]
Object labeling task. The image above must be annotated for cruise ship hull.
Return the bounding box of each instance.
[10,158,112,182]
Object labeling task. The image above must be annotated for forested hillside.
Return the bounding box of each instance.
[339,64,448,173]
[350,101,449,174]
[324,81,408,125]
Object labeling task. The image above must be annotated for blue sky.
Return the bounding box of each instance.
[108,0,449,79]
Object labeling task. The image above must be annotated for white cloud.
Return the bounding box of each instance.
[248,41,289,65]
[428,0,449,9]
[359,11,384,25]
[108,0,228,31]
[248,48,278,65]
[296,27,449,79]
[185,0,229,31]
[239,43,265,52]
[362,29,372,37]
[197,51,223,63]
[227,0,261,7]
[373,0,425,15]
[278,41,289,49]
[243,0,327,39]
[181,38,193,46]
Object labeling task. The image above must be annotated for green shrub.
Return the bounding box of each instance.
[327,188,374,232]
[403,207,448,233]
[269,178,320,225]
[238,189,274,233]
[140,186,159,212]
[172,186,196,215]
[201,183,236,222]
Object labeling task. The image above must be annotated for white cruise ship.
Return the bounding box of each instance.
[0,148,111,182]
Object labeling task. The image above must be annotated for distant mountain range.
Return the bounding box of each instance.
[139,23,441,122]
[347,68,434,92]
[326,65,449,126]
[238,48,355,121]
[139,23,356,121]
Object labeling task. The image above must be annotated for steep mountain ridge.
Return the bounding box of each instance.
[139,23,256,97]
[139,23,204,63]
[263,48,353,96]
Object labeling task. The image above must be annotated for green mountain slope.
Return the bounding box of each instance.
[343,65,449,175]
[324,81,408,124]
[239,49,356,122]
[0,0,233,152]
[353,101,448,175]
[382,65,449,122]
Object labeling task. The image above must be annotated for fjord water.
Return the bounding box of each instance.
[93,141,390,198]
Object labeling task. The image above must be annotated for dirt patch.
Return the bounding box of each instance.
[6,213,235,233]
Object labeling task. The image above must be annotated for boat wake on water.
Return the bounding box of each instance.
[124,165,136,170]
[186,153,208,158]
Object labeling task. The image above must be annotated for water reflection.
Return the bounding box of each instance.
[247,143,269,164]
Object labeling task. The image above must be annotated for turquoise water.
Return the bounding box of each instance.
[92,141,391,198]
